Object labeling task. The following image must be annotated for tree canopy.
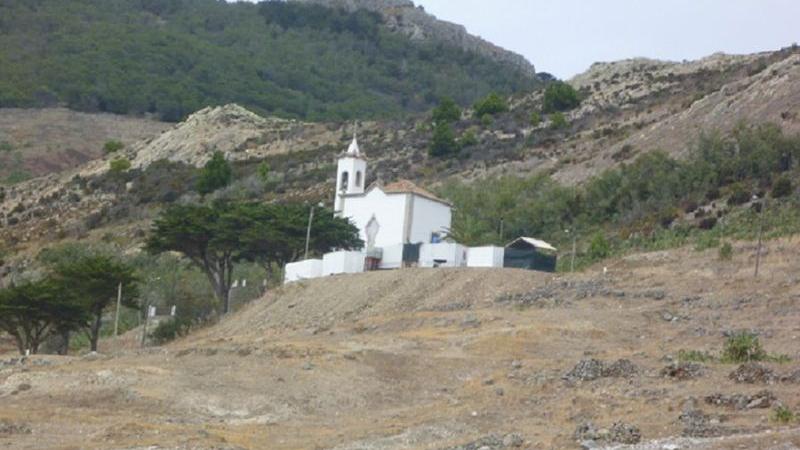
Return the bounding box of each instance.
[542,81,581,113]
[473,93,509,118]
[43,247,140,352]
[0,279,87,355]
[432,97,462,124]
[0,0,537,121]
[146,201,362,314]
[197,151,233,195]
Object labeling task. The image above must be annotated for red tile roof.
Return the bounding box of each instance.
[383,179,450,205]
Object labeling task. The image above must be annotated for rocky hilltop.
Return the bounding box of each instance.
[291,0,536,75]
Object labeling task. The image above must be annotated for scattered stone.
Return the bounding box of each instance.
[780,368,800,383]
[502,433,524,447]
[729,363,776,384]
[565,359,605,381]
[602,359,638,378]
[0,419,31,435]
[301,361,314,371]
[640,290,667,301]
[661,362,704,380]
[705,390,776,410]
[574,422,599,442]
[679,408,727,438]
[608,422,642,444]
[494,388,505,396]
[565,359,639,382]
[443,434,504,450]
[461,315,481,328]
[482,378,495,386]
[510,360,523,370]
[574,421,641,446]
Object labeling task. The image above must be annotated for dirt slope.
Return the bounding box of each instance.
[0,108,168,181]
[2,237,800,449]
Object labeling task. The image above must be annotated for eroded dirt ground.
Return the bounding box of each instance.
[1,238,800,449]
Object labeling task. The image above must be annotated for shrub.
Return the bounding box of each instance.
[771,176,793,198]
[459,130,478,149]
[677,349,715,363]
[473,92,508,118]
[728,184,751,205]
[429,122,459,158]
[718,241,733,261]
[721,332,766,363]
[257,161,271,184]
[588,233,611,260]
[530,111,541,127]
[542,81,581,113]
[196,151,232,194]
[103,140,125,154]
[0,140,13,152]
[150,318,190,345]
[773,406,795,424]
[697,216,717,230]
[109,158,131,173]
[549,112,568,130]
[432,97,461,124]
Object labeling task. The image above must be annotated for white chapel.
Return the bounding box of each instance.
[284,133,554,283]
[333,134,453,251]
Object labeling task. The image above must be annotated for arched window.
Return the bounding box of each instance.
[355,171,362,188]
[340,171,349,190]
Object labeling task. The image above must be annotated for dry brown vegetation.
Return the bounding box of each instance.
[1,237,799,449]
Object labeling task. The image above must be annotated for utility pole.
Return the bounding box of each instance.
[754,195,766,278]
[499,218,505,243]
[571,233,577,273]
[565,229,576,273]
[141,305,149,348]
[113,282,122,337]
[304,202,324,260]
[304,205,315,260]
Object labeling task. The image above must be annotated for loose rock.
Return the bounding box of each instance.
[0,419,31,435]
[565,359,605,381]
[574,421,641,446]
[661,362,704,380]
[729,363,776,384]
[565,359,639,382]
[705,390,776,410]
[602,359,638,378]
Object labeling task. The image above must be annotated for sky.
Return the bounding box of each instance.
[238,1,800,79]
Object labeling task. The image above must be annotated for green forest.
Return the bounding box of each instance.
[0,0,538,121]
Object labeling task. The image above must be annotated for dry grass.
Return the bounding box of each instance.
[1,238,800,449]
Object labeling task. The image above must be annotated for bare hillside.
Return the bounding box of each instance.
[2,238,800,449]
[0,108,168,181]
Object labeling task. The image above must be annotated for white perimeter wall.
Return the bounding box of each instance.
[379,244,404,270]
[408,196,452,244]
[420,243,468,268]
[342,189,407,249]
[284,259,324,284]
[467,246,505,268]
[323,251,366,276]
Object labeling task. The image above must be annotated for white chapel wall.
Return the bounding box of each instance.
[342,188,407,249]
[408,196,452,244]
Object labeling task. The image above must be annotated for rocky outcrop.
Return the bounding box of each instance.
[290,0,535,75]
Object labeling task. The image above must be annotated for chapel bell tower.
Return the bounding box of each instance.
[335,130,367,214]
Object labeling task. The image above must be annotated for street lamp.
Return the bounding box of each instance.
[305,202,325,260]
